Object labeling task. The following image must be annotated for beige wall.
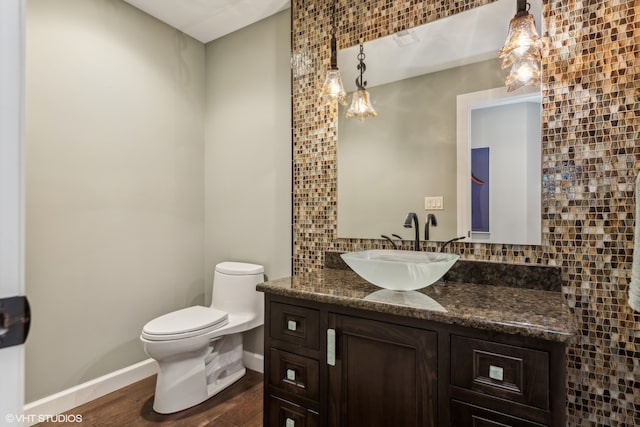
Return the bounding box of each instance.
[204,9,292,354]
[26,0,292,403]
[25,0,205,402]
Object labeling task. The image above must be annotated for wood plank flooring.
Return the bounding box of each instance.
[35,370,263,427]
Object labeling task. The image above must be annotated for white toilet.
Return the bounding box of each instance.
[140,261,264,414]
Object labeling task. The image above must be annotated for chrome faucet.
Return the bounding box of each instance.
[403,212,420,251]
[424,213,437,240]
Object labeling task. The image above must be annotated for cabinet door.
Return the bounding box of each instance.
[328,314,438,427]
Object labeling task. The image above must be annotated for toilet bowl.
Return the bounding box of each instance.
[140,261,264,414]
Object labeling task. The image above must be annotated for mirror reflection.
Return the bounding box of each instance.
[336,0,542,245]
[456,87,541,245]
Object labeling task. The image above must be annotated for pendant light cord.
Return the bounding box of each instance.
[516,0,530,17]
[329,0,338,69]
[355,44,367,90]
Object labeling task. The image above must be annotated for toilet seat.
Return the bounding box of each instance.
[141,306,228,341]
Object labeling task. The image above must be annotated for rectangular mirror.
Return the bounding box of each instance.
[336,0,542,245]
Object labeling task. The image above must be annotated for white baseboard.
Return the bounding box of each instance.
[243,350,264,373]
[22,351,263,425]
[23,358,158,426]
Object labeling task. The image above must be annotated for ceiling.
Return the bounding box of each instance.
[123,0,291,43]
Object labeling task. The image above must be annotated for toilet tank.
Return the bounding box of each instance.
[211,262,264,327]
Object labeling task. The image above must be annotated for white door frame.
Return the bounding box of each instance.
[0,0,27,423]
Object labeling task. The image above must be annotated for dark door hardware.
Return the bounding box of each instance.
[0,296,30,349]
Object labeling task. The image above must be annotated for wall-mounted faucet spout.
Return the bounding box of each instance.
[403,212,420,251]
[424,213,438,240]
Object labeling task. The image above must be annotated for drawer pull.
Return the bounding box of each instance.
[286,368,296,381]
[327,328,336,366]
[285,417,295,427]
[489,364,504,381]
[287,320,297,331]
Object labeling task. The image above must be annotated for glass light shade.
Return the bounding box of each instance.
[500,12,543,91]
[505,56,541,92]
[500,44,541,69]
[320,69,347,105]
[499,13,543,61]
[345,89,377,121]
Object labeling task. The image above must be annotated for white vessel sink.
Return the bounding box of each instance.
[341,250,459,291]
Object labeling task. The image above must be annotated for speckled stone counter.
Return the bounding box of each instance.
[257,268,575,343]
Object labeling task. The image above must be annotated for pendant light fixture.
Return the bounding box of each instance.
[499,0,543,92]
[320,0,347,105]
[345,44,377,121]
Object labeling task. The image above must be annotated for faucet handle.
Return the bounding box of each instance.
[380,235,398,250]
[440,236,466,252]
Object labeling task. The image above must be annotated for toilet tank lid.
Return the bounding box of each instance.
[216,261,264,275]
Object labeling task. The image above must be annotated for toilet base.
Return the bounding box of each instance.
[207,366,246,397]
[151,333,246,414]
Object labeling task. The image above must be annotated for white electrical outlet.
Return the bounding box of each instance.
[424,196,443,210]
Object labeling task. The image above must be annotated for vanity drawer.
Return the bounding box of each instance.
[269,348,319,403]
[451,400,548,427]
[451,335,549,410]
[268,396,319,427]
[270,302,320,350]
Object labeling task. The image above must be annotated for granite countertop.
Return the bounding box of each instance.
[257,268,576,343]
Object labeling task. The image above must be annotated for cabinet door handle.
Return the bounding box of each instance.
[327,328,336,366]
[287,320,297,331]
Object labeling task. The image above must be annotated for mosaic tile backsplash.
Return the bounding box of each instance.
[325,251,564,291]
[291,0,639,425]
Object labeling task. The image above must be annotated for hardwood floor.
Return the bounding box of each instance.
[35,370,263,427]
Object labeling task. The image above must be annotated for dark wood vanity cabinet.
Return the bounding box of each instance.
[328,313,438,427]
[264,294,566,427]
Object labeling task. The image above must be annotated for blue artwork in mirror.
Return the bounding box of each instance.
[471,147,490,233]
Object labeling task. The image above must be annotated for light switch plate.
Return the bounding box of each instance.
[425,196,444,210]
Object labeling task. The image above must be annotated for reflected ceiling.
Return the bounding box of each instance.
[337,0,542,92]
